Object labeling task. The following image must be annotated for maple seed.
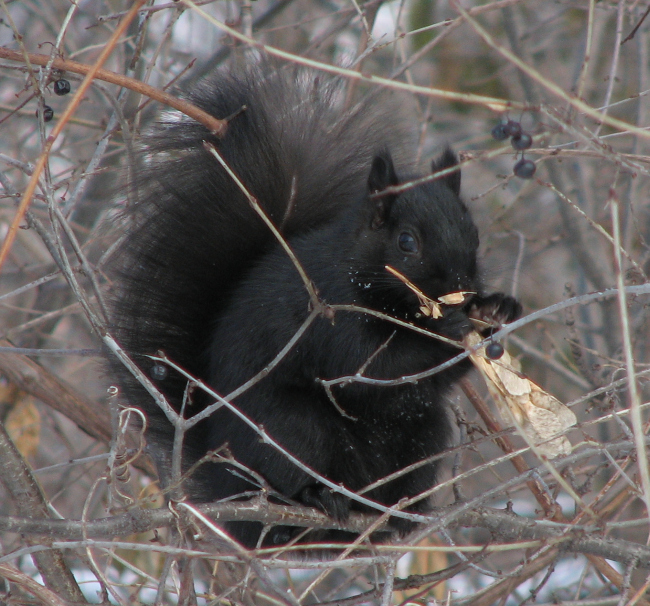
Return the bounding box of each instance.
[511,132,533,151]
[464,330,577,458]
[513,158,536,179]
[54,78,71,96]
[486,341,505,360]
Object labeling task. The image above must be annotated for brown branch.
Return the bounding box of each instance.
[3,500,650,569]
[460,377,559,516]
[0,47,226,136]
[0,340,111,443]
[0,422,85,603]
[462,546,560,606]
[621,5,650,44]
[0,563,71,606]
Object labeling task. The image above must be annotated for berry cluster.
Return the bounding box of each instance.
[491,119,536,179]
[35,78,72,123]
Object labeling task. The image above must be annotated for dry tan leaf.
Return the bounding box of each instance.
[386,265,443,318]
[419,303,443,318]
[385,266,473,319]
[438,291,473,306]
[5,395,41,460]
[421,301,443,319]
[464,331,576,458]
[490,357,530,396]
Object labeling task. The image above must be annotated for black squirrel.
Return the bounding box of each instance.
[108,64,521,548]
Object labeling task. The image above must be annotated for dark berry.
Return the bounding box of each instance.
[504,120,522,137]
[37,105,54,122]
[491,123,509,141]
[150,363,168,381]
[486,341,505,360]
[513,158,536,179]
[53,78,71,96]
[511,132,533,151]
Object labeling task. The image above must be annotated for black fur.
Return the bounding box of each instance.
[108,65,521,548]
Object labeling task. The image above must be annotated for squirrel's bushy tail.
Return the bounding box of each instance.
[108,64,415,458]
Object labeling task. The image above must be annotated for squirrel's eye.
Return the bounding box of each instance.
[397,232,418,254]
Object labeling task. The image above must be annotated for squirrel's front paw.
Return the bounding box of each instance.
[470,293,522,329]
[433,308,474,341]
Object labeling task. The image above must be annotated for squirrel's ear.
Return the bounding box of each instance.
[432,147,461,197]
[368,152,398,194]
[368,153,398,229]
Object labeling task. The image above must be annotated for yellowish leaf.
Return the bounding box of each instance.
[385,265,473,318]
[5,396,41,460]
[438,291,473,306]
[464,331,576,458]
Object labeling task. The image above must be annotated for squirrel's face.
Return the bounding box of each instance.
[351,149,480,318]
[386,183,480,296]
